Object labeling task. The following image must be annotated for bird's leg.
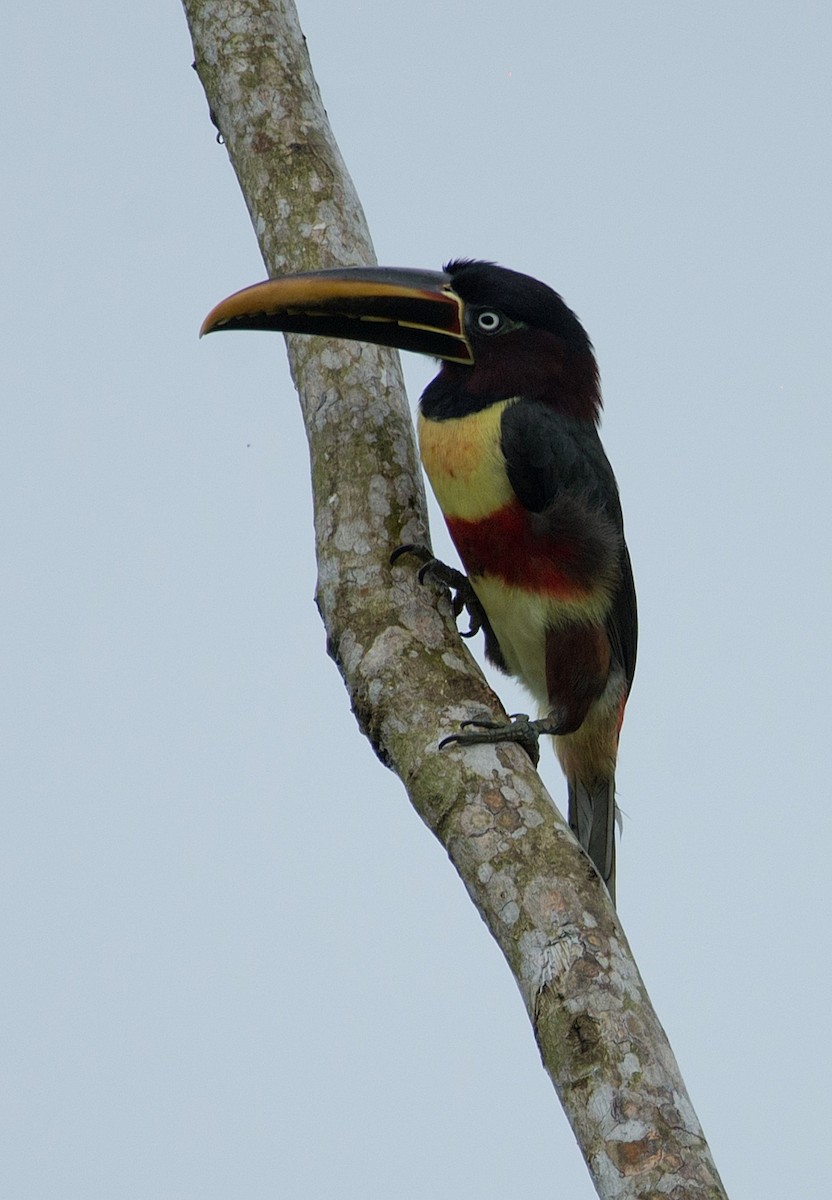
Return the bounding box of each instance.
[390,543,485,638]
[437,710,554,768]
[438,713,562,769]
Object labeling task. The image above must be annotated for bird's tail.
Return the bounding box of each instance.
[567,775,617,904]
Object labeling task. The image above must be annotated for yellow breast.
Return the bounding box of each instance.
[417,400,515,522]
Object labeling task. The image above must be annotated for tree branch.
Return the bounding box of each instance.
[182,2,728,1195]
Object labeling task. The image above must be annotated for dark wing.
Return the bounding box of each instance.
[500,398,637,684]
[608,542,637,689]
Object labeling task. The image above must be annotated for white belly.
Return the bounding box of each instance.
[470,574,552,709]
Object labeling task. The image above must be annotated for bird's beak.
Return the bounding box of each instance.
[200,266,474,365]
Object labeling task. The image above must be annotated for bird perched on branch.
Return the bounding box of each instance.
[201,259,637,902]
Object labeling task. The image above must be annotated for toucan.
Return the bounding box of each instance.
[201,260,637,901]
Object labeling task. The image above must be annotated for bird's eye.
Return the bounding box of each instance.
[474,309,505,334]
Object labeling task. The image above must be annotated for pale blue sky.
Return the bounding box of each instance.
[2,3,831,1197]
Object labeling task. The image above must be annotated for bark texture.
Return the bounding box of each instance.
[182,2,729,1196]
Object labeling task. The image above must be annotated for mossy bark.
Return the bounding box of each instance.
[181,3,729,1196]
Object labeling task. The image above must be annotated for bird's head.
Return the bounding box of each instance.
[201,259,600,422]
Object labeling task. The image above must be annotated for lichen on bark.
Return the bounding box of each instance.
[182,2,730,1196]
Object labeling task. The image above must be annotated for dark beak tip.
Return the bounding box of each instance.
[199,314,228,338]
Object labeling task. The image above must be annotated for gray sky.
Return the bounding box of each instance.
[3,2,831,1196]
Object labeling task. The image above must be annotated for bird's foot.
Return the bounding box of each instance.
[439,713,556,769]
[390,543,485,638]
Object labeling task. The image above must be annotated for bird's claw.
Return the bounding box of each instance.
[439,712,544,768]
[391,543,484,638]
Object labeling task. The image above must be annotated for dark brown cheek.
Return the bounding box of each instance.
[465,331,599,420]
[464,340,532,400]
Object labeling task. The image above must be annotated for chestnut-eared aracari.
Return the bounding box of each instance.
[201,260,636,901]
